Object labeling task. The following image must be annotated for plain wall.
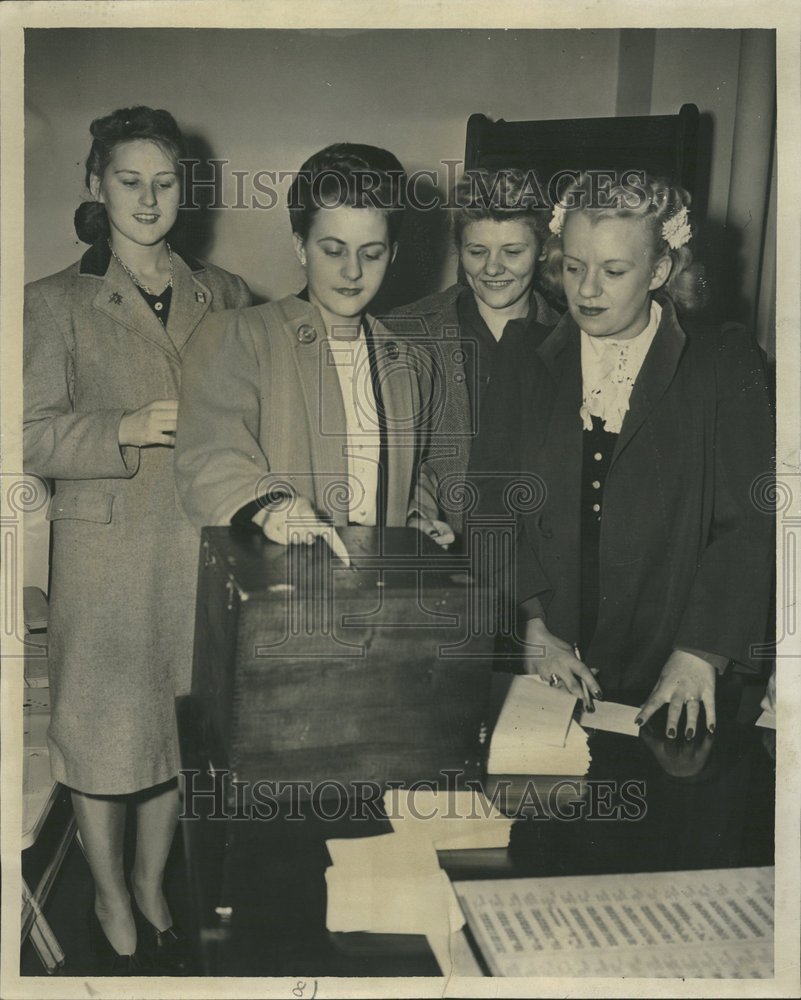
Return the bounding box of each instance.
[24,28,623,304]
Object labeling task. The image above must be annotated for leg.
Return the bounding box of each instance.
[130,778,179,931]
[70,790,136,954]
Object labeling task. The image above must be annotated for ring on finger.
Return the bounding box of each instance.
[549,673,560,688]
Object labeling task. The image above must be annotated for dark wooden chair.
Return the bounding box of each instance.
[464,103,701,207]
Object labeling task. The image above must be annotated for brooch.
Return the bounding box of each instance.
[109,292,123,305]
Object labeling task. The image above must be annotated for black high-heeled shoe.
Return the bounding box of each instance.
[131,898,193,975]
[87,907,150,976]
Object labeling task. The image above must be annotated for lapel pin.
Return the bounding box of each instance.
[195,291,206,303]
[385,341,399,360]
[109,292,123,305]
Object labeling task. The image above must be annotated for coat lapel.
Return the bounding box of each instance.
[610,299,687,469]
[92,256,180,361]
[367,316,416,525]
[532,314,583,627]
[276,299,349,516]
[165,254,213,354]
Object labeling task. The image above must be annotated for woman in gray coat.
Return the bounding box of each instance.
[23,106,251,973]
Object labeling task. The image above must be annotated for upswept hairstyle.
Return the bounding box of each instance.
[74,106,185,245]
[288,143,407,244]
[538,172,707,312]
[451,168,550,248]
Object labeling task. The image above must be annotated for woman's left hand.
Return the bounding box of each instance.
[635,651,716,739]
[408,516,455,549]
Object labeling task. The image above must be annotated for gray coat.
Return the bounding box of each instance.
[23,241,251,794]
[175,295,436,532]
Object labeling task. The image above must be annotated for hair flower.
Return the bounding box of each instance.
[662,205,692,250]
[549,201,567,236]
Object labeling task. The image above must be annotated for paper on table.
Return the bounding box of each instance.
[327,832,440,875]
[325,831,465,939]
[426,929,483,979]
[455,866,774,978]
[755,710,776,730]
[325,867,464,935]
[495,674,577,748]
[487,674,590,775]
[488,716,591,776]
[383,788,513,850]
[579,699,641,737]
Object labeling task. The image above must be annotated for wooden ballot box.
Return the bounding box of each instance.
[189,526,495,795]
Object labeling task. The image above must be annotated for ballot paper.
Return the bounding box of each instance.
[755,710,776,730]
[579,700,641,737]
[325,832,465,939]
[383,788,514,850]
[487,675,590,776]
[488,717,591,776]
[455,866,774,978]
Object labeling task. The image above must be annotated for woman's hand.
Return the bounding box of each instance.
[523,617,602,707]
[407,515,456,549]
[256,495,350,566]
[118,399,178,447]
[635,651,716,739]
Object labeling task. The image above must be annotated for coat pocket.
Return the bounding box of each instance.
[46,490,114,523]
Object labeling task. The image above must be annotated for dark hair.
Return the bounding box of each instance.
[74,106,186,244]
[538,172,707,312]
[451,168,550,248]
[288,142,407,244]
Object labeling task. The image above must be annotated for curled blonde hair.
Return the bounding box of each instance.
[538,173,708,312]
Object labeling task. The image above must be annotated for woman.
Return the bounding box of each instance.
[175,143,437,552]
[387,168,561,545]
[23,106,251,973]
[474,172,773,734]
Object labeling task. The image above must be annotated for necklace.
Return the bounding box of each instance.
[109,240,174,295]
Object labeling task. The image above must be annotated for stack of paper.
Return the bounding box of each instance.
[487,675,591,775]
[325,786,516,975]
[325,832,464,937]
[383,788,514,850]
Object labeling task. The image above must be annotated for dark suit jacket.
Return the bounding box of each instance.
[383,283,561,534]
[473,297,774,691]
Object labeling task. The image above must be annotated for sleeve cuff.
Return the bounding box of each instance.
[231,491,291,526]
[675,646,730,674]
[520,596,545,621]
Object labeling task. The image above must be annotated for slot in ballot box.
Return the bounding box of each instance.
[190,526,495,796]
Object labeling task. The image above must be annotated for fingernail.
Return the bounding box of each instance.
[685,728,694,740]
[586,703,595,714]
[708,724,716,735]
[667,727,676,739]
[635,717,643,726]
[594,690,603,699]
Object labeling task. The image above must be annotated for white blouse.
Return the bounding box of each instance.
[580,300,662,434]
[327,330,381,525]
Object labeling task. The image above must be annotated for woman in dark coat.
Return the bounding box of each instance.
[387,168,560,546]
[474,172,773,735]
[23,106,251,972]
